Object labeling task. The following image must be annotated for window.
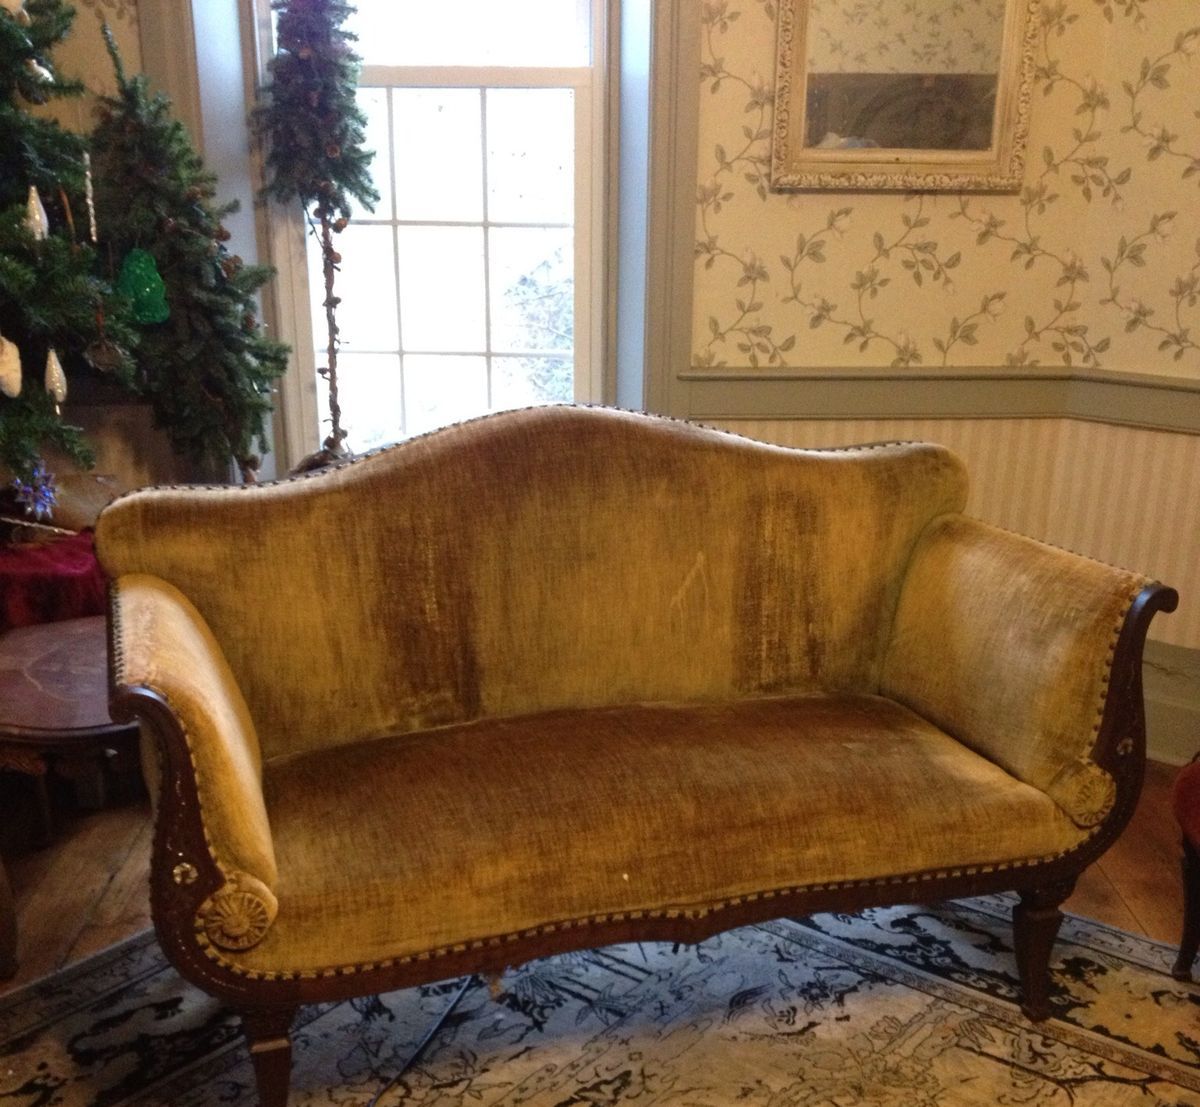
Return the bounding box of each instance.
[281,0,605,454]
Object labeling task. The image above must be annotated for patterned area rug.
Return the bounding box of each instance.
[2,895,1198,1106]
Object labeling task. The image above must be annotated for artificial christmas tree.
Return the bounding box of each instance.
[91,29,288,483]
[0,0,132,515]
[252,0,377,468]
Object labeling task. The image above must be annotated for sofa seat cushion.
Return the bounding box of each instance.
[234,694,1088,975]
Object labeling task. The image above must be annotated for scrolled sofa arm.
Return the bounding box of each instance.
[109,573,278,951]
[880,516,1176,828]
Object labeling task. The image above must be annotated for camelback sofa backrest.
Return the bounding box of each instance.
[97,406,967,762]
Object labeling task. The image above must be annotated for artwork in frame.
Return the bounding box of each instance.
[771,0,1040,192]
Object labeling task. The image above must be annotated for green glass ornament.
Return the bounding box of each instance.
[117,248,170,324]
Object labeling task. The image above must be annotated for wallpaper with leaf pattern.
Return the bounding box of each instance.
[694,0,1200,376]
[806,0,1004,75]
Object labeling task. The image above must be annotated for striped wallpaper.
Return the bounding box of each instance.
[713,417,1200,649]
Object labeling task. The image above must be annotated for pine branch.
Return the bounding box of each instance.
[0,0,134,494]
[90,25,289,481]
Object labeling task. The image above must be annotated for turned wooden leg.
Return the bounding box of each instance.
[0,855,16,980]
[242,1006,296,1107]
[1173,837,1200,981]
[1013,882,1072,1022]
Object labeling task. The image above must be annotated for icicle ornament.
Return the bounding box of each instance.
[44,348,66,404]
[25,185,48,240]
[0,333,21,398]
[83,153,97,243]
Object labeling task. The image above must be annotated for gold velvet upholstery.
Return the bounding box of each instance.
[112,573,276,892]
[98,409,968,762]
[95,406,1152,979]
[243,695,1083,975]
[880,517,1146,827]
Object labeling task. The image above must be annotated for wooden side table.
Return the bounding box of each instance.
[0,616,139,980]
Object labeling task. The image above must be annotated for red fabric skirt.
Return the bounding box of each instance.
[0,530,107,633]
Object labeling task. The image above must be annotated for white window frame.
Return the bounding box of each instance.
[256,4,607,465]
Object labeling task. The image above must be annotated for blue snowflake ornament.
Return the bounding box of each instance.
[11,462,57,521]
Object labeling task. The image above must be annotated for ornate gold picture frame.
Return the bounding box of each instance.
[771,0,1039,192]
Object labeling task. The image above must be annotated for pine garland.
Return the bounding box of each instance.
[91,27,289,482]
[252,0,377,461]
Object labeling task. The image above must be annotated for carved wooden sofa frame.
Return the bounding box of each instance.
[96,406,1176,1106]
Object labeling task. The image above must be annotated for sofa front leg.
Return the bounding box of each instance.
[242,1005,297,1107]
[1013,881,1074,1022]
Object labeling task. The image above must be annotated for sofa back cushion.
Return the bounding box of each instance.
[96,407,967,761]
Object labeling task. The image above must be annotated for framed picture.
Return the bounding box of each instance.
[771,0,1039,192]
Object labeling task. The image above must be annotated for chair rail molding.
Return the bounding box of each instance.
[675,365,1200,434]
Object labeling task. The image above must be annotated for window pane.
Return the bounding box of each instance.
[489,227,573,353]
[397,226,486,351]
[310,224,398,351]
[493,356,573,409]
[353,87,392,220]
[486,89,574,224]
[404,355,488,435]
[318,353,402,452]
[347,0,588,68]
[394,89,483,222]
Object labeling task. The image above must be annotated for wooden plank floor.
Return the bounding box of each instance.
[1,799,152,992]
[0,760,1187,996]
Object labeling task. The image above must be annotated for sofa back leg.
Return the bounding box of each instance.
[0,858,15,980]
[1013,881,1074,1022]
[1172,837,1200,981]
[242,1005,296,1107]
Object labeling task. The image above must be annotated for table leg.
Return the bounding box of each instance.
[0,746,53,846]
[0,854,16,979]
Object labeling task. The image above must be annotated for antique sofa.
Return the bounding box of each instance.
[95,405,1176,1106]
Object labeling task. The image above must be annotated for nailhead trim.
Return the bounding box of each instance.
[108,587,124,684]
[193,841,1092,982]
[99,404,944,512]
[114,579,256,920]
